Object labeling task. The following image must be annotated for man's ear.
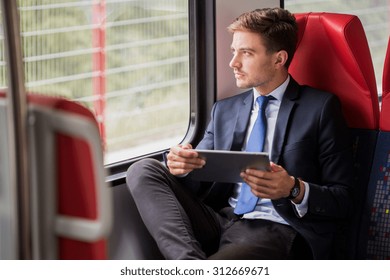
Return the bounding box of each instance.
[275,50,288,68]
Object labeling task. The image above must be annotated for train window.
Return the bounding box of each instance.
[14,0,190,165]
[285,0,389,97]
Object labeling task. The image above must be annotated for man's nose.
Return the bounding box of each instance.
[229,55,240,69]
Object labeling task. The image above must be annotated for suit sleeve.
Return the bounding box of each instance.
[306,95,355,220]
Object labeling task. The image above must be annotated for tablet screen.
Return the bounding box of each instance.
[191,150,270,183]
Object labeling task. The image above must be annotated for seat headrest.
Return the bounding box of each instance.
[290,12,379,129]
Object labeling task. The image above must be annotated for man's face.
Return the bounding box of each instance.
[229,30,278,94]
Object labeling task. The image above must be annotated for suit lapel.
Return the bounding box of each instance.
[271,79,300,163]
[230,91,253,151]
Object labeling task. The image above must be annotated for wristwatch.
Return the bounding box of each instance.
[287,177,301,200]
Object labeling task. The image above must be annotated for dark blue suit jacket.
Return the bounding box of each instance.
[193,78,355,259]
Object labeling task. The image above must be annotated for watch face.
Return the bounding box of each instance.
[288,177,300,199]
[291,186,300,198]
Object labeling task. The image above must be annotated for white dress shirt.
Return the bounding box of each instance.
[228,76,310,224]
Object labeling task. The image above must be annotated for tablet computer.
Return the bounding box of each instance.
[191,150,270,183]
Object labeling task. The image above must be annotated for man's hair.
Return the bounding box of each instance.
[228,7,298,68]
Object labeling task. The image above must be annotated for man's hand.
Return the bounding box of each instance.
[240,162,304,203]
[166,143,206,176]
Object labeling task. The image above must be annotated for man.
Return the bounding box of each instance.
[126,7,354,259]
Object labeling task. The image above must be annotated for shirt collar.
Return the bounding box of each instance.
[252,75,290,105]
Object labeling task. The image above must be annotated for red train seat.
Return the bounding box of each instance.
[290,12,380,258]
[291,12,379,129]
[0,91,112,259]
[28,94,112,259]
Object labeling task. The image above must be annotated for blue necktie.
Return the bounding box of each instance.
[234,95,272,215]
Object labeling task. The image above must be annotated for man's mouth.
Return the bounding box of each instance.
[234,72,244,78]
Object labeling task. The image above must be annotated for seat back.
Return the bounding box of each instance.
[28,94,112,259]
[358,37,390,259]
[28,94,113,259]
[290,12,380,258]
[0,91,112,259]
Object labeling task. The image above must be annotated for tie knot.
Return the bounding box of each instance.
[256,95,274,110]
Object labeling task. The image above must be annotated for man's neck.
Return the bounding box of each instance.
[255,72,289,95]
